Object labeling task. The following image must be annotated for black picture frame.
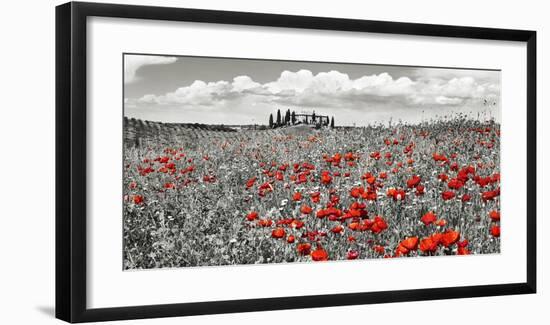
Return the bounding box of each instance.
[56,1,537,323]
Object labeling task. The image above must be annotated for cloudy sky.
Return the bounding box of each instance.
[124,54,501,126]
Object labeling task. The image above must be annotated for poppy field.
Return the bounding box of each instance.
[123,117,501,269]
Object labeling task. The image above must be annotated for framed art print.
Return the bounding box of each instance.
[56,2,536,323]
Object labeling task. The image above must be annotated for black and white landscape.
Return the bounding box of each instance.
[123,54,501,269]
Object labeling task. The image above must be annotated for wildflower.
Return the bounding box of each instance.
[297,243,312,255]
[490,225,501,237]
[300,205,313,214]
[347,250,359,260]
[489,210,500,221]
[246,211,258,221]
[311,247,329,261]
[442,191,455,200]
[421,211,437,225]
[132,195,144,204]
[271,228,285,239]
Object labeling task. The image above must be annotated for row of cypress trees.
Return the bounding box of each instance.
[268,109,335,128]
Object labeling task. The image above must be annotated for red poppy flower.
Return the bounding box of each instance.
[321,171,332,184]
[310,191,321,203]
[246,211,258,221]
[490,225,501,237]
[316,209,327,219]
[419,237,438,253]
[331,225,344,234]
[132,195,144,204]
[438,173,449,182]
[297,243,312,255]
[128,181,137,189]
[348,236,356,242]
[401,237,419,251]
[348,222,360,231]
[350,186,365,198]
[442,191,455,200]
[476,176,492,188]
[164,182,175,189]
[448,178,465,190]
[362,190,378,201]
[287,235,295,243]
[311,248,329,261]
[450,162,459,171]
[360,219,374,231]
[292,192,302,201]
[257,219,273,227]
[431,232,443,245]
[436,219,447,227]
[454,240,467,248]
[455,240,469,254]
[489,210,501,221]
[482,190,499,201]
[271,228,285,239]
[349,209,362,218]
[406,175,421,188]
[344,152,356,161]
[371,216,388,234]
[432,153,448,162]
[246,176,257,188]
[387,188,406,201]
[297,173,308,184]
[395,243,410,256]
[421,211,437,225]
[441,230,460,247]
[276,218,293,226]
[290,219,304,229]
[347,250,359,260]
[373,245,385,254]
[462,194,471,202]
[415,185,425,195]
[300,205,313,214]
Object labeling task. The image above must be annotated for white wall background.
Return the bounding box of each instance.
[0,0,546,324]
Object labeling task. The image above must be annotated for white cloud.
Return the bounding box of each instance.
[232,76,261,92]
[138,80,232,106]
[129,69,500,111]
[124,55,177,84]
[265,69,314,93]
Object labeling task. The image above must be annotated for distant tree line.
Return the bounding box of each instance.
[269,108,335,129]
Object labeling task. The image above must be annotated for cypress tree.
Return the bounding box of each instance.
[331,116,335,128]
[285,109,290,124]
[276,109,281,126]
[269,114,274,128]
[291,111,296,125]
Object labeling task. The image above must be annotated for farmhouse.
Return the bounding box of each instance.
[294,112,330,126]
